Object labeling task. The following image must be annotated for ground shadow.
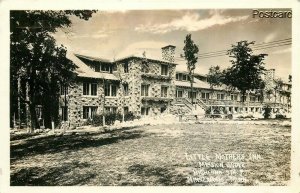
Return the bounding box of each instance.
[11,129,145,162]
[126,163,187,185]
[11,160,95,186]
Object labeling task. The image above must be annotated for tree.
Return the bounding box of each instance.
[223,40,267,102]
[183,34,199,105]
[10,10,96,132]
[274,78,283,103]
[207,65,223,89]
[288,74,292,83]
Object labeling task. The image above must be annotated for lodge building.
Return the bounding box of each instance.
[59,45,291,127]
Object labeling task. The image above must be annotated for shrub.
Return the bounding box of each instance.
[244,114,254,119]
[275,114,286,119]
[92,114,103,126]
[84,111,141,126]
[105,112,119,125]
[263,105,272,119]
[124,112,135,121]
[83,118,93,126]
[205,107,211,115]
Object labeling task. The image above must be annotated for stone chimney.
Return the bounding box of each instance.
[161,45,176,63]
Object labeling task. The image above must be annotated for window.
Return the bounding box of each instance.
[111,107,117,113]
[217,93,225,100]
[123,83,129,96]
[188,91,197,99]
[124,107,129,114]
[201,92,210,99]
[257,96,262,102]
[61,106,68,121]
[161,64,168,76]
[141,107,150,116]
[83,106,98,119]
[176,90,183,98]
[83,83,97,96]
[105,84,117,97]
[231,94,238,101]
[95,65,100,72]
[60,85,68,96]
[241,95,247,101]
[101,63,110,72]
[161,86,168,98]
[83,83,89,95]
[176,73,182,81]
[123,62,129,73]
[182,74,188,81]
[250,96,256,102]
[91,83,97,96]
[105,107,117,113]
[141,84,149,96]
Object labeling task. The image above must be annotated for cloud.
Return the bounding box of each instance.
[56,29,112,40]
[263,32,278,43]
[116,41,168,59]
[135,12,249,34]
[71,32,109,39]
[271,47,291,54]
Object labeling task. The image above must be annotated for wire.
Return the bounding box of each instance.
[194,38,292,57]
[175,38,291,61]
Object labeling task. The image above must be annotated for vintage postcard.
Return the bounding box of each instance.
[0,0,299,193]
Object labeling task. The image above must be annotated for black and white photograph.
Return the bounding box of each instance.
[1,1,299,191]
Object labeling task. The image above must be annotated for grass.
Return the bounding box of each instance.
[10,122,290,186]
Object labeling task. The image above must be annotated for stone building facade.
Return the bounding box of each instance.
[59,45,291,127]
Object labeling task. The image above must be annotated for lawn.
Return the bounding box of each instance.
[10,122,291,186]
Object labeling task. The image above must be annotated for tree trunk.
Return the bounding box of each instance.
[29,103,38,132]
[28,65,39,132]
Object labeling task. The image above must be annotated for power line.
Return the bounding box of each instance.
[175,38,291,61]
[194,38,292,57]
[196,39,291,57]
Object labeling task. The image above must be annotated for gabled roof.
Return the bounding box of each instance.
[161,45,176,49]
[175,77,211,89]
[74,53,111,63]
[67,52,118,80]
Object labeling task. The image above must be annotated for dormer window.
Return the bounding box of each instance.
[176,73,190,81]
[95,65,100,72]
[101,63,110,72]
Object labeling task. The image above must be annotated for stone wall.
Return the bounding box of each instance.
[65,78,125,128]
[115,58,177,117]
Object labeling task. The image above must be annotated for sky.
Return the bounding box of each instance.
[54,9,292,82]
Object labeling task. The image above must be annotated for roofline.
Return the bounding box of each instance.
[161,45,176,49]
[175,70,207,77]
[115,56,178,65]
